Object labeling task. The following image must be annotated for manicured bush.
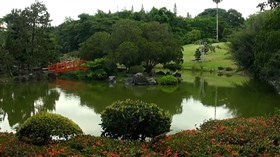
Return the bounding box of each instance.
[100,99,171,140]
[16,112,83,145]
[158,75,178,85]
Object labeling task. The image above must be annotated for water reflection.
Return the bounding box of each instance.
[0,75,279,135]
[0,82,59,131]
[170,97,233,134]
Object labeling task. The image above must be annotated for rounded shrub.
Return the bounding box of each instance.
[16,112,83,145]
[100,99,171,140]
[158,75,178,85]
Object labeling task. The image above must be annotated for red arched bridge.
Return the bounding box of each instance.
[48,59,87,73]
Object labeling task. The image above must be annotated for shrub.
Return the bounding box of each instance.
[155,71,166,76]
[16,112,83,145]
[100,99,171,140]
[225,67,233,71]
[151,116,280,157]
[86,58,108,80]
[217,66,224,70]
[158,75,178,85]
[163,63,182,72]
[204,38,219,44]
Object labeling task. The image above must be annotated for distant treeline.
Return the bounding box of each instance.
[0,1,245,76]
[54,7,244,53]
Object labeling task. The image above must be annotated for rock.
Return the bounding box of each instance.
[147,77,157,85]
[133,73,147,85]
[108,76,116,83]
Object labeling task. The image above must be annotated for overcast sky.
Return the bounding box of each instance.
[0,0,263,26]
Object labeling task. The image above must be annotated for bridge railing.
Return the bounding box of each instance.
[48,60,87,73]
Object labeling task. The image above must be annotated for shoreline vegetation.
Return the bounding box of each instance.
[0,114,279,156]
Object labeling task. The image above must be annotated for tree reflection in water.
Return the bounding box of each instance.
[0,77,279,134]
[0,82,59,130]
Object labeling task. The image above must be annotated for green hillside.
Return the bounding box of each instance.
[182,42,237,72]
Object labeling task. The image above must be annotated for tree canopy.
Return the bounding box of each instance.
[2,1,58,75]
[230,8,280,82]
[0,1,247,77]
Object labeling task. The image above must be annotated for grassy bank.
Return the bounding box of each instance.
[181,71,249,87]
[0,115,279,156]
[182,43,237,72]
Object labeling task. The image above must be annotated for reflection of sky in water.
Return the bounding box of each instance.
[55,89,102,136]
[0,115,14,132]
[0,89,234,135]
[170,97,233,134]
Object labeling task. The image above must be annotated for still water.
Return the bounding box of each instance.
[0,72,279,135]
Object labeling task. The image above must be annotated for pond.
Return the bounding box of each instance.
[0,72,279,135]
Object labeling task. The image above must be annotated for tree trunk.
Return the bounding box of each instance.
[216,2,219,41]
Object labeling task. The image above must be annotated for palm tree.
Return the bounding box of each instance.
[213,0,222,41]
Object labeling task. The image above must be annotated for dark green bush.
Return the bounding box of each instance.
[225,67,233,71]
[218,66,224,70]
[163,62,182,72]
[16,112,83,145]
[129,65,144,74]
[100,99,171,140]
[158,75,178,85]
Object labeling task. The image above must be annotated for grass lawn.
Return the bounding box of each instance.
[182,42,237,71]
[181,71,249,87]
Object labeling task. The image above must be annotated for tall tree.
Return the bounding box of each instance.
[230,9,280,82]
[116,41,140,70]
[140,22,183,74]
[212,0,223,41]
[79,32,111,60]
[4,1,57,72]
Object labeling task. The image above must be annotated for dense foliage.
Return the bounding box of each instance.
[0,115,279,156]
[230,8,280,82]
[0,1,246,77]
[55,7,244,52]
[1,2,59,75]
[16,112,83,145]
[100,99,171,140]
[79,19,183,74]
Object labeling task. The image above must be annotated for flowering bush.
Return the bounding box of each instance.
[0,115,279,156]
[16,112,83,145]
[100,99,171,140]
[151,115,280,156]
